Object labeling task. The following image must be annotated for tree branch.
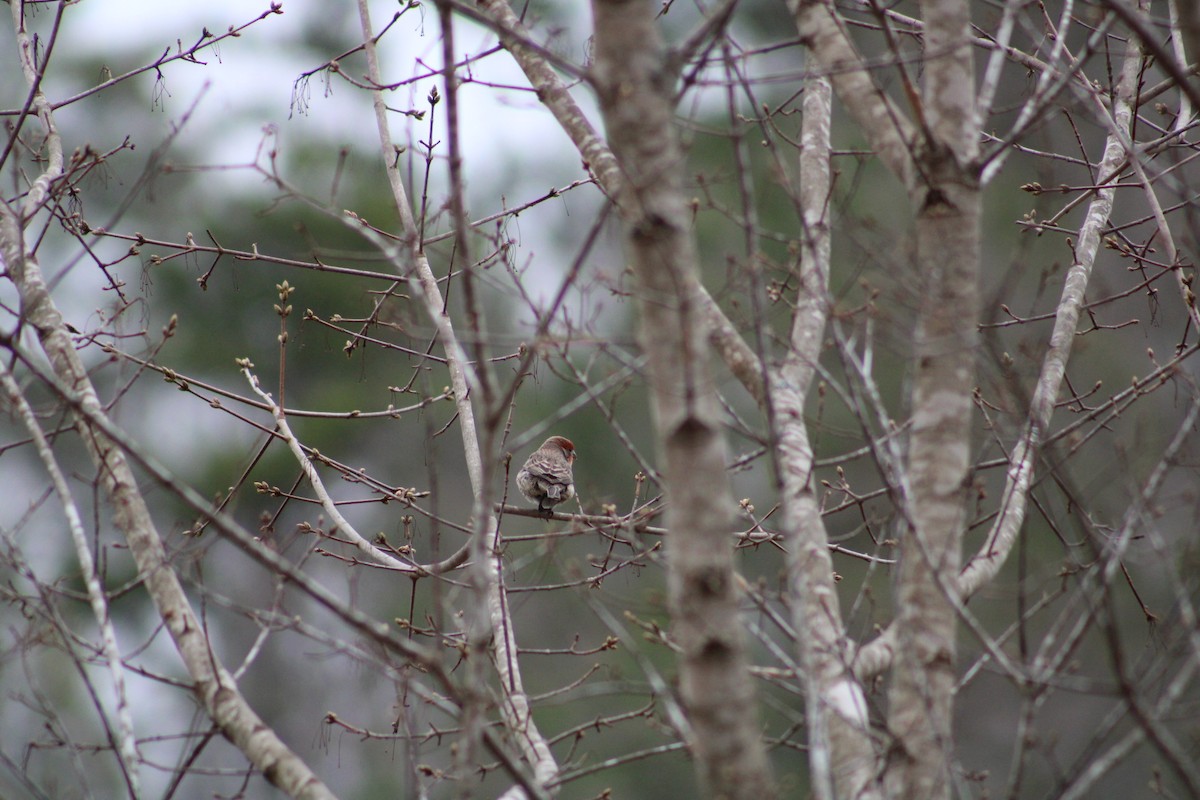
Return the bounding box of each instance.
[355,0,559,792]
[775,74,881,800]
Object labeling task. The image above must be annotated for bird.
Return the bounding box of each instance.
[516,436,577,515]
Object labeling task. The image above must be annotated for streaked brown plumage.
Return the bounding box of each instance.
[516,436,577,514]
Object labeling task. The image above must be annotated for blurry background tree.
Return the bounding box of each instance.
[1,0,1199,798]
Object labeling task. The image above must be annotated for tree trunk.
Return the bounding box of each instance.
[590,1,774,797]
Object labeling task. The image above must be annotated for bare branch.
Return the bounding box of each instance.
[0,360,142,797]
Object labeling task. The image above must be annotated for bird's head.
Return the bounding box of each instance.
[544,435,576,463]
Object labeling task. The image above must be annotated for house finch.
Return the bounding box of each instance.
[516,436,577,514]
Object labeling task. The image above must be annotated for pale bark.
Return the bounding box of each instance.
[883,0,979,795]
[958,26,1143,601]
[590,1,774,797]
[776,75,880,800]
[854,0,1156,688]
[0,362,142,797]
[2,223,336,800]
[1,3,335,797]
[790,0,917,189]
[790,0,981,795]
[474,0,766,405]
[356,1,558,793]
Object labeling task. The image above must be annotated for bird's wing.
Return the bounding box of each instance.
[527,454,572,492]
